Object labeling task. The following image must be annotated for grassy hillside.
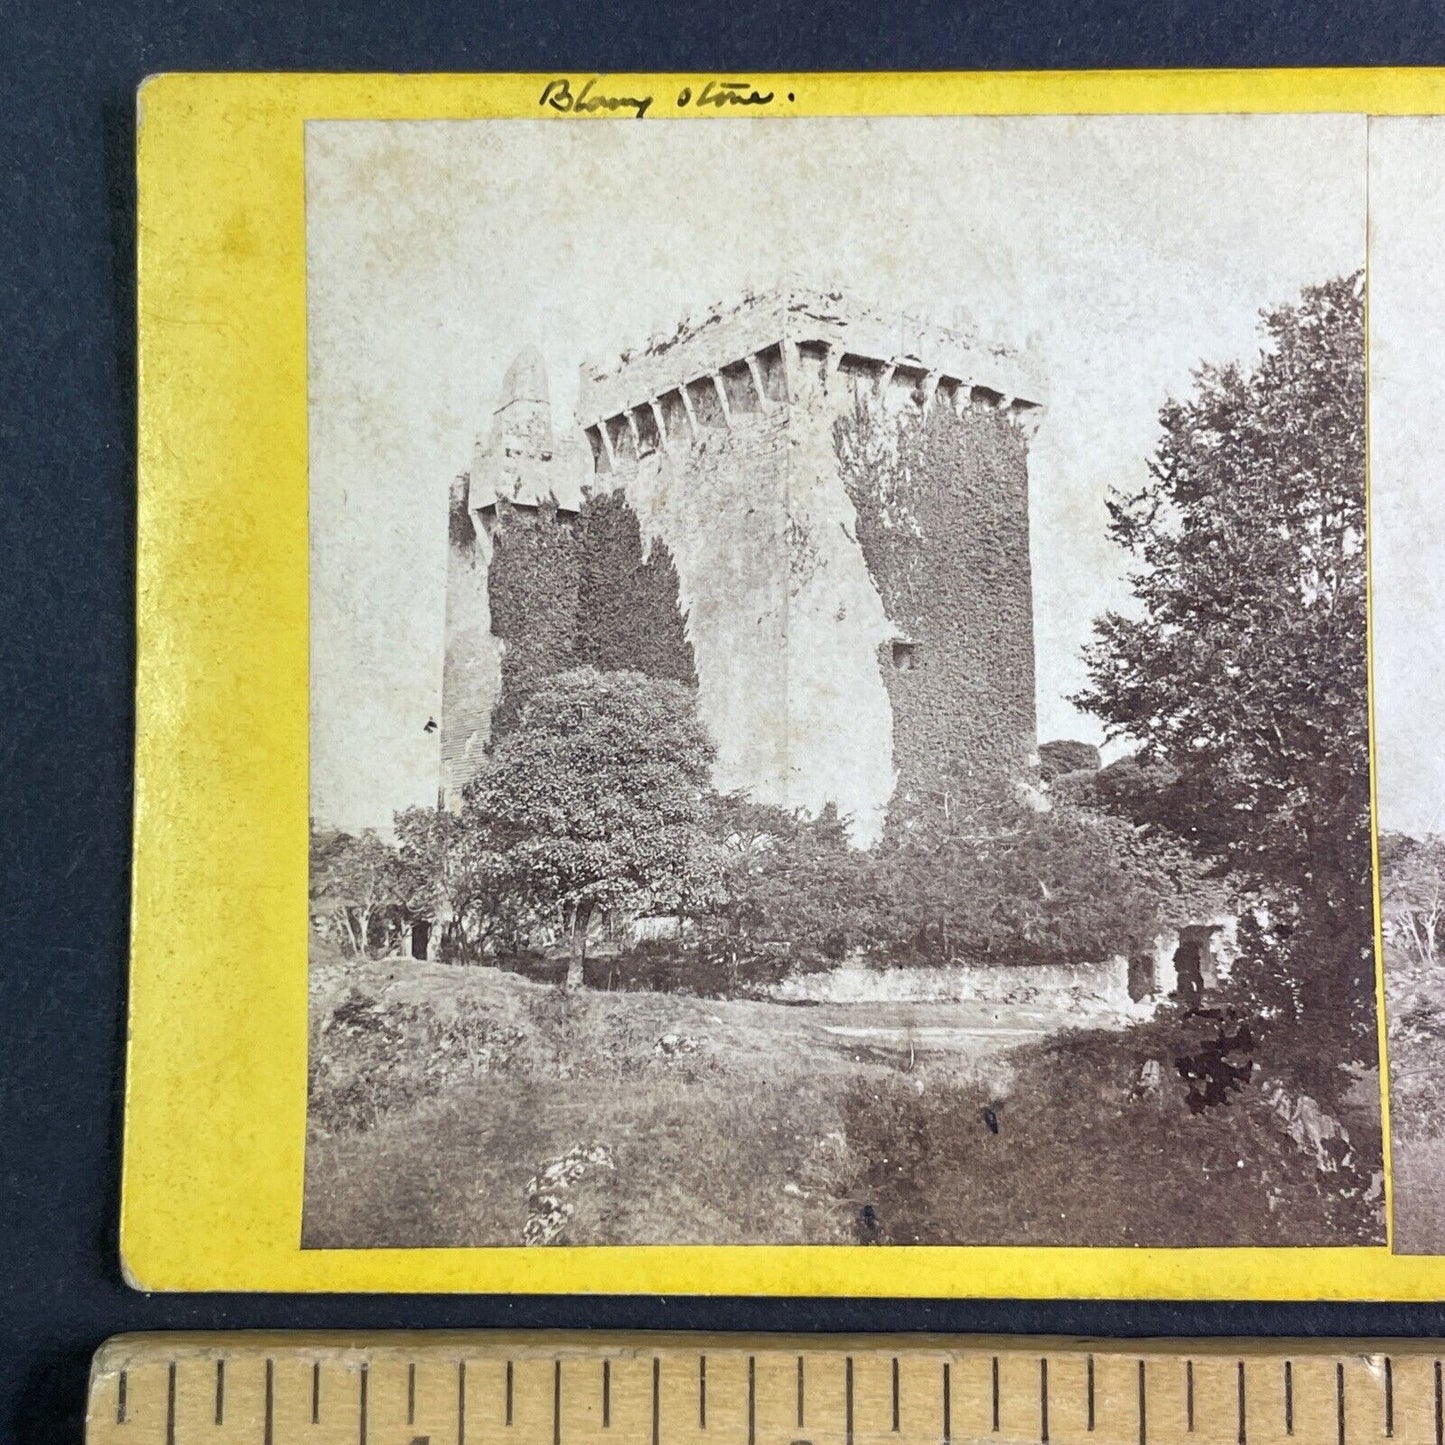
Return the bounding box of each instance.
[303,955,1383,1249]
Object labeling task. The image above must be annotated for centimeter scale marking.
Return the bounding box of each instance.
[88,1334,1445,1445]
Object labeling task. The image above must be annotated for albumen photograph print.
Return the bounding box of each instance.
[303,114,1386,1249]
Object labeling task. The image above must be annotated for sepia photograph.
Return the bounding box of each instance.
[302,113,1384,1249]
[1369,116,1445,1256]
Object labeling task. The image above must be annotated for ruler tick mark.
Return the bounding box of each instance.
[1037,1359,1046,1445]
[1086,1355,1095,1432]
[215,1358,225,1425]
[797,1355,805,1428]
[263,1360,274,1445]
[942,1361,951,1445]
[1336,1362,1346,1445]
[602,1360,610,1428]
[1284,1361,1293,1436]
[313,1361,321,1424]
[360,1363,369,1445]
[458,1360,466,1445]
[1137,1360,1147,1445]
[1386,1356,1394,1437]
[748,1357,756,1445]
[846,1357,855,1445]
[553,1360,562,1445]
[167,1362,176,1445]
[700,1355,707,1429]
[506,1362,514,1426]
[992,1356,1000,1433]
[891,1357,900,1433]
[1187,1361,1195,1433]
[1237,1361,1246,1445]
[117,1369,127,1425]
[651,1357,660,1445]
[407,1363,416,1425]
[1435,1361,1442,1445]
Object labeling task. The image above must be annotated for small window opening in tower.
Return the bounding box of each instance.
[755,343,788,403]
[685,377,726,429]
[719,360,762,415]
[891,639,919,671]
[634,406,662,456]
[585,425,608,473]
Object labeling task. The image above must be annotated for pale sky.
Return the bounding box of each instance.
[308,114,1368,835]
[1368,118,1445,838]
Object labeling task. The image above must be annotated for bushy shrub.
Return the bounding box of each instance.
[584,938,795,999]
[874,790,1223,967]
[695,795,890,964]
[1037,739,1100,781]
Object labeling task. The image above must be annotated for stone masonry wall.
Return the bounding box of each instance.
[439,477,503,808]
[602,410,797,816]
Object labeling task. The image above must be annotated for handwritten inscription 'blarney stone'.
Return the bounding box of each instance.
[539,77,782,120]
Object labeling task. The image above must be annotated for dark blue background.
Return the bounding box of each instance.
[5,2,1445,1440]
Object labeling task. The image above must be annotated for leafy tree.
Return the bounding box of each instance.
[1036,739,1101,782]
[309,824,403,958]
[394,805,535,961]
[464,667,716,986]
[701,796,885,961]
[1074,274,1370,1033]
[878,786,1219,966]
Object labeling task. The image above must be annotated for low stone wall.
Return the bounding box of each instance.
[768,956,1151,1017]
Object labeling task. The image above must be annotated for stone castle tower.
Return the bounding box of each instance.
[439,348,585,806]
[440,286,1042,843]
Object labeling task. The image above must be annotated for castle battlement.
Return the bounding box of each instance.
[576,286,1044,472]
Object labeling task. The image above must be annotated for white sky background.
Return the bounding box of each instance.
[1368,118,1445,838]
[308,114,1368,835]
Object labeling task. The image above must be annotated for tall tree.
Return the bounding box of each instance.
[1075,273,1370,1032]
[465,667,716,986]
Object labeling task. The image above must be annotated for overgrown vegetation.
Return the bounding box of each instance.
[1381,832,1445,1252]
[843,1011,1382,1247]
[303,957,1383,1248]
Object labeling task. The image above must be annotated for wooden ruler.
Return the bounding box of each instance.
[87,1333,1445,1445]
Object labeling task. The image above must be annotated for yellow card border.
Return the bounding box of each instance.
[128,69,1445,1296]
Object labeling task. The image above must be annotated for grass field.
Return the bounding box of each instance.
[303,952,1385,1249]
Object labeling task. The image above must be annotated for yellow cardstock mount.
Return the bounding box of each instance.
[129,69,1445,1296]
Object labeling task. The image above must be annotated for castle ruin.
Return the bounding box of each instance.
[440,286,1043,844]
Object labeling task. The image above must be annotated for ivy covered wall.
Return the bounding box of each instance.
[834,397,1037,827]
[572,488,696,686]
[484,499,583,737]
[484,489,696,738]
